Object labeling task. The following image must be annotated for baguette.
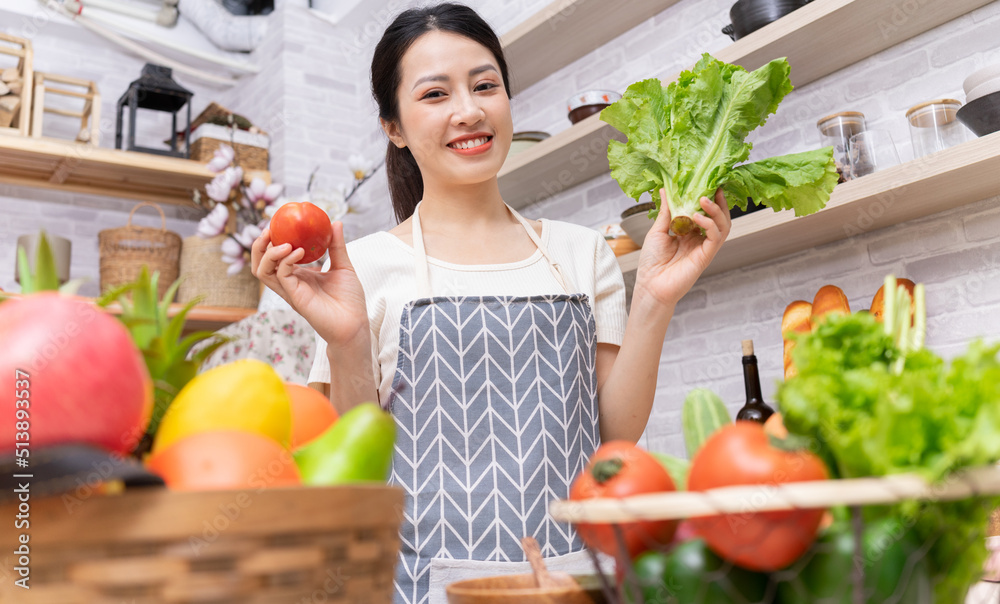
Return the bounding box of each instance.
[782,300,813,380]
[811,284,850,320]
[870,278,916,323]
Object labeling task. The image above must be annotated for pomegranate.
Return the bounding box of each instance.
[1,293,152,455]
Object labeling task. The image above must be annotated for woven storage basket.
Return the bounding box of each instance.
[0,484,404,604]
[99,202,181,302]
[177,234,261,309]
[189,123,269,172]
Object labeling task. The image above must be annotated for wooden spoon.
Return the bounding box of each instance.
[520,536,579,590]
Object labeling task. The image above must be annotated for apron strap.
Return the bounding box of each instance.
[504,203,574,294]
[411,200,433,299]
[410,200,575,298]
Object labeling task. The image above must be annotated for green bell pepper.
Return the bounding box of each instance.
[293,402,396,485]
[633,539,769,604]
[776,516,933,603]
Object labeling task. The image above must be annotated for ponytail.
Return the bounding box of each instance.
[385,142,422,223]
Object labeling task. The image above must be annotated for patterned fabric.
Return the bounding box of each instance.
[191,308,316,384]
[388,294,600,604]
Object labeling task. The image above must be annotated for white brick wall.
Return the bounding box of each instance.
[1,3,233,296]
[3,0,999,461]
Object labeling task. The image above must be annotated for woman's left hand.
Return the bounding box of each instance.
[634,187,732,309]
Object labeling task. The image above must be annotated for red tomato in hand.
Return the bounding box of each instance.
[569,441,677,559]
[687,422,828,572]
[269,202,334,264]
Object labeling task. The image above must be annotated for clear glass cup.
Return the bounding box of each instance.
[817,112,867,181]
[906,99,970,158]
[849,130,901,178]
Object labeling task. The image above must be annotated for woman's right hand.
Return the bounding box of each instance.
[251,221,368,347]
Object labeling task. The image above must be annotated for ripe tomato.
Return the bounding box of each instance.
[569,441,677,559]
[269,201,334,264]
[687,422,828,572]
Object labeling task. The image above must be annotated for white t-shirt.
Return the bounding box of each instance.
[307,218,629,407]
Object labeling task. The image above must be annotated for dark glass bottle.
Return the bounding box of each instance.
[736,339,775,423]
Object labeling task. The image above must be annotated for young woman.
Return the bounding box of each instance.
[251,4,731,603]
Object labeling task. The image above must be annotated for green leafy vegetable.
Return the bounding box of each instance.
[777,276,1000,600]
[602,54,838,234]
[12,231,87,296]
[97,266,233,455]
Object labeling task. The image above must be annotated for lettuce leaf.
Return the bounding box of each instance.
[777,311,1000,600]
[602,54,838,233]
[722,149,839,216]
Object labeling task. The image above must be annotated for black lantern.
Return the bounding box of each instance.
[115,63,193,158]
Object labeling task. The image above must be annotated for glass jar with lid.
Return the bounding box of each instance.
[906,99,969,159]
[817,112,867,181]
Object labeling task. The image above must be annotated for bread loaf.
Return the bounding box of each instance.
[870,278,916,323]
[782,300,813,380]
[811,284,850,321]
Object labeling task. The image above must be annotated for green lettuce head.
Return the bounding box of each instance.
[602,54,838,235]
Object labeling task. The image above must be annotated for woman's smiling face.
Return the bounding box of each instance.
[384,30,513,189]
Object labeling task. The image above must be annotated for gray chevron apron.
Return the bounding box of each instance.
[387,202,601,604]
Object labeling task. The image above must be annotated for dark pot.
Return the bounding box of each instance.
[956,90,1000,137]
[730,198,765,219]
[722,0,813,41]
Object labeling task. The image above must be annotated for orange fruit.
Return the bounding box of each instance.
[146,430,301,491]
[286,383,339,449]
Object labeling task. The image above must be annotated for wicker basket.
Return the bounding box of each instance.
[190,123,269,172]
[99,202,182,302]
[177,234,261,309]
[0,484,404,603]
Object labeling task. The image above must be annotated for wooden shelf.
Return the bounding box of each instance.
[0,135,213,206]
[499,0,992,209]
[98,298,255,333]
[117,302,255,333]
[501,0,681,96]
[2,292,254,332]
[617,132,1000,278]
[713,0,992,87]
[498,110,621,207]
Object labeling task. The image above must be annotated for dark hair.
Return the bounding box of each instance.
[371,3,511,223]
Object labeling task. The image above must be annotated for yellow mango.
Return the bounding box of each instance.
[152,359,292,454]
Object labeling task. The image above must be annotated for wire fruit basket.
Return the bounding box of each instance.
[549,465,1000,604]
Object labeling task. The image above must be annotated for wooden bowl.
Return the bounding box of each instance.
[606,235,640,257]
[446,573,607,604]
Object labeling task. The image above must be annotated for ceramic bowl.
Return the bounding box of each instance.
[620,202,656,247]
[507,131,550,158]
[567,91,621,125]
[963,62,1000,95]
[966,76,1000,104]
[956,90,1000,137]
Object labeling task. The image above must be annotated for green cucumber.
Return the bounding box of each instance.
[681,388,732,459]
[650,451,689,491]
